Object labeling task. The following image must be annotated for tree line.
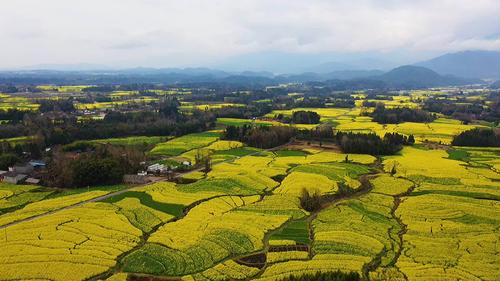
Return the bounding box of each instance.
[334,131,414,155]
[368,104,435,124]
[224,124,414,155]
[222,125,296,149]
[277,270,361,281]
[452,128,499,147]
[424,98,499,124]
[276,110,321,124]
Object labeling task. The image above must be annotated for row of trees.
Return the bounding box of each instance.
[335,131,415,155]
[0,98,216,155]
[0,109,26,124]
[277,270,361,281]
[451,128,499,147]
[222,125,296,149]
[424,98,499,123]
[0,140,44,159]
[275,110,321,124]
[296,125,415,155]
[38,99,75,113]
[224,124,414,155]
[369,104,435,124]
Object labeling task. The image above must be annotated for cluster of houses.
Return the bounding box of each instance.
[0,160,45,185]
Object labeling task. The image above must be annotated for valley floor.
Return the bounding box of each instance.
[0,142,498,281]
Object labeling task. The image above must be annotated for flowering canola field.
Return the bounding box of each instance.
[0,137,498,281]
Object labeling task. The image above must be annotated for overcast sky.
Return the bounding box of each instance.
[1,0,499,70]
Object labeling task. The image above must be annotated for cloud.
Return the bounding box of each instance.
[108,41,149,50]
[0,0,499,68]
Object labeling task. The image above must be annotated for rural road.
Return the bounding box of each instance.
[0,141,292,230]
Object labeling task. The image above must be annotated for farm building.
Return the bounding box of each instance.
[11,164,34,174]
[147,163,167,173]
[2,172,28,184]
[25,177,41,185]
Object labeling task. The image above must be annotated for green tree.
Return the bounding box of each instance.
[0,154,19,170]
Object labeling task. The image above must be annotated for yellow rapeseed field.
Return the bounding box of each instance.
[0,203,142,281]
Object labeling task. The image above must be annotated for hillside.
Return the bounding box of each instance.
[377,65,479,88]
[416,50,500,79]
[491,80,500,88]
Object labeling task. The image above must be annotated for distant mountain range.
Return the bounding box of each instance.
[416,50,500,80]
[5,49,500,81]
[0,65,482,89]
[2,50,499,88]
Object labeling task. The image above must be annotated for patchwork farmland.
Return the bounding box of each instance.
[0,81,498,281]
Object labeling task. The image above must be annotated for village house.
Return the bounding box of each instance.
[2,172,28,184]
[1,161,45,185]
[10,164,34,174]
[147,163,168,174]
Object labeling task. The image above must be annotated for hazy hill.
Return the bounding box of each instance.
[377,65,480,88]
[327,70,384,80]
[491,80,500,88]
[0,65,482,88]
[416,51,500,79]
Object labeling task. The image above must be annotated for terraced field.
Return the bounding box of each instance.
[149,131,221,156]
[0,127,498,280]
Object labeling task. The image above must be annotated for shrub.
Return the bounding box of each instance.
[299,188,322,212]
[0,153,19,170]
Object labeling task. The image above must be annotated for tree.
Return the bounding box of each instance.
[408,134,415,145]
[203,154,212,174]
[299,188,322,212]
[337,182,355,196]
[159,96,180,119]
[195,149,212,174]
[388,161,401,176]
[0,154,19,170]
[71,156,124,187]
[44,145,144,188]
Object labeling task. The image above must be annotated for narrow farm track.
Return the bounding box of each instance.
[0,141,292,230]
[383,178,418,281]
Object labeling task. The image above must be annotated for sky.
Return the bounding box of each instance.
[1,0,500,72]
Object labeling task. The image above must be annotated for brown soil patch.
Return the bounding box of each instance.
[285,140,342,153]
